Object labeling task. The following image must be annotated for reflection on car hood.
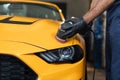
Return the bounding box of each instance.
[0,16,77,54]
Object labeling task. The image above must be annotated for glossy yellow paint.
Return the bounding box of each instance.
[0,0,86,80]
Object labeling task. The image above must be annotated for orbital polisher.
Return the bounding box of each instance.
[56,18,91,42]
[55,21,74,42]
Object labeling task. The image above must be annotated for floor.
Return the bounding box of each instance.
[87,62,105,80]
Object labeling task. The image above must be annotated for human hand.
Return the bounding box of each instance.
[56,17,90,42]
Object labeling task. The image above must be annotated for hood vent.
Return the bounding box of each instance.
[0,17,35,25]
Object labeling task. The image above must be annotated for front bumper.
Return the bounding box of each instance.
[0,53,85,80]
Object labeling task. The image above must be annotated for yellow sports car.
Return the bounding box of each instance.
[0,0,86,80]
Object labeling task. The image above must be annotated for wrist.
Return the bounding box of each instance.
[83,16,91,24]
[77,17,91,35]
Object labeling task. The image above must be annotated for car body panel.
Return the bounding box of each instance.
[0,0,86,80]
[0,16,84,53]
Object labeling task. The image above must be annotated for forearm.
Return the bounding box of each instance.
[83,0,115,24]
[90,0,99,10]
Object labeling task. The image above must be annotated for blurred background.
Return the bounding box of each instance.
[42,0,90,19]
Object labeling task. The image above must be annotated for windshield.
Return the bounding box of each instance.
[0,2,62,21]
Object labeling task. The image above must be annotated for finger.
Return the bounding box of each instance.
[61,23,73,30]
[62,29,76,39]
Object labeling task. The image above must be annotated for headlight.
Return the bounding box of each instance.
[35,45,84,63]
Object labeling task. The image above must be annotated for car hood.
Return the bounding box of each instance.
[0,16,81,54]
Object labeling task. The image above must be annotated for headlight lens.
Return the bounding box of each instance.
[35,45,84,63]
[59,46,74,61]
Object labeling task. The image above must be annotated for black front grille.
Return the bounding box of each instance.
[0,54,38,80]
